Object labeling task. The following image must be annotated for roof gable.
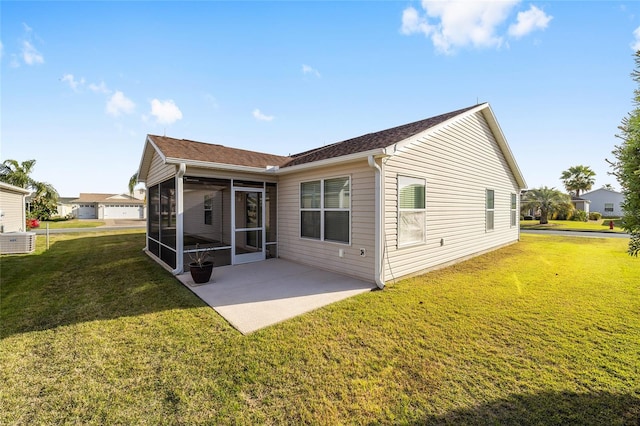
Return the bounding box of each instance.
[283,105,480,168]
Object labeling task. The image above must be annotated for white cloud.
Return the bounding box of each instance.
[22,40,44,65]
[401,6,433,36]
[89,81,110,94]
[106,91,135,116]
[632,26,640,51]
[150,99,183,124]
[302,64,321,78]
[252,109,274,122]
[401,1,551,54]
[508,5,552,38]
[61,74,85,91]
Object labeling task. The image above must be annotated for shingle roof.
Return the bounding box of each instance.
[283,104,481,167]
[73,193,144,203]
[148,135,291,168]
[147,104,481,170]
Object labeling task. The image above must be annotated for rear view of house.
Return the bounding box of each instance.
[137,103,526,287]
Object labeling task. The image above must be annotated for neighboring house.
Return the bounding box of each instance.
[72,193,146,219]
[137,103,527,288]
[26,195,76,218]
[571,196,590,215]
[582,188,625,217]
[0,182,30,233]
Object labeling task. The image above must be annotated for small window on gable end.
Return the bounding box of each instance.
[486,189,495,231]
[398,176,426,246]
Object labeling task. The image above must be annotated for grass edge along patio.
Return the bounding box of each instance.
[137,103,526,287]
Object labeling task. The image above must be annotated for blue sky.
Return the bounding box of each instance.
[2,1,639,197]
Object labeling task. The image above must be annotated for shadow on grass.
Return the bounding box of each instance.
[420,390,640,425]
[1,232,206,339]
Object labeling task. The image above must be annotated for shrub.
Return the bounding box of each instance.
[571,210,588,222]
[589,212,602,221]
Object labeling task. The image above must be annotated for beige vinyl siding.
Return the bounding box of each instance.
[183,189,230,244]
[383,110,520,280]
[278,160,376,282]
[146,151,176,187]
[0,188,27,233]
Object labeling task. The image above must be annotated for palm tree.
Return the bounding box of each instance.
[0,159,37,188]
[0,159,59,219]
[560,165,596,197]
[128,173,138,196]
[522,187,573,225]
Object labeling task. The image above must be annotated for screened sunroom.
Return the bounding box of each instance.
[146,176,277,273]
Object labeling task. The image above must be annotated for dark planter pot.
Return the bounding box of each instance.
[189,261,214,284]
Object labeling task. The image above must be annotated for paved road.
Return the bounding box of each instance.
[521,229,630,239]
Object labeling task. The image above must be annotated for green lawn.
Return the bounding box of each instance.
[1,231,639,424]
[38,219,105,229]
[520,219,626,233]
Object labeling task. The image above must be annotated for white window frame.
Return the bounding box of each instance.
[510,193,517,227]
[204,193,213,225]
[604,203,614,212]
[486,189,495,232]
[299,176,351,244]
[398,176,426,248]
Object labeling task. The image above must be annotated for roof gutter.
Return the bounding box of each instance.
[172,163,187,275]
[368,155,385,289]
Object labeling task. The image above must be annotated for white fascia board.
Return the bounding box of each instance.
[164,157,275,175]
[480,104,528,190]
[0,182,31,194]
[387,103,527,190]
[276,148,388,175]
[388,104,489,156]
[136,136,167,183]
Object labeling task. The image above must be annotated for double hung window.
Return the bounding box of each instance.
[510,193,517,227]
[398,176,426,246]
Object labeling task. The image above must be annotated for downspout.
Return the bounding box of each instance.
[172,163,186,275]
[368,155,385,289]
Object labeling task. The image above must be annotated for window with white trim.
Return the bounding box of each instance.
[204,194,213,225]
[486,189,495,231]
[300,177,350,243]
[604,203,614,212]
[510,193,517,227]
[398,176,426,246]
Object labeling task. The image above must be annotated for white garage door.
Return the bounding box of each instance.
[78,204,96,219]
[103,204,142,219]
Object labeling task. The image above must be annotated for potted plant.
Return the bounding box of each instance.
[188,244,214,284]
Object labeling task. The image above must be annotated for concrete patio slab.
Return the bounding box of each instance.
[176,259,376,334]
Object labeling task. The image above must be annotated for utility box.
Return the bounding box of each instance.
[0,232,36,254]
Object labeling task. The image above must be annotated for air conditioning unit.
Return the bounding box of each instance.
[0,232,36,254]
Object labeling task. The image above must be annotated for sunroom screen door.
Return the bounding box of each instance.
[232,187,265,264]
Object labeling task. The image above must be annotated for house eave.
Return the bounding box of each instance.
[164,157,278,175]
[0,182,31,195]
[278,148,388,175]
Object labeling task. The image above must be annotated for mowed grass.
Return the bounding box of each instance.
[39,219,105,229]
[1,231,639,424]
[520,219,626,233]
